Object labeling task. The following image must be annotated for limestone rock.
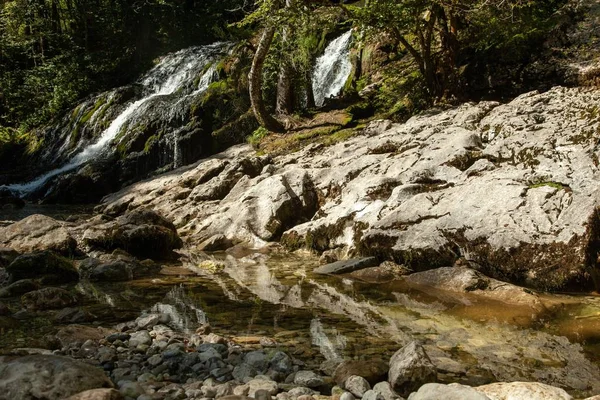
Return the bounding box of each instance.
[295,370,325,388]
[66,389,124,400]
[314,257,379,275]
[21,287,78,310]
[0,279,40,297]
[388,342,436,398]
[0,215,77,255]
[408,383,490,400]
[344,375,371,398]
[372,382,401,400]
[404,267,545,311]
[6,251,78,284]
[363,390,385,400]
[333,360,389,386]
[0,355,113,400]
[82,209,182,259]
[475,382,573,400]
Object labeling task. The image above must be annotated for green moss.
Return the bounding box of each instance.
[322,127,359,145]
[143,134,158,153]
[529,181,566,190]
[81,97,106,125]
[295,125,339,140]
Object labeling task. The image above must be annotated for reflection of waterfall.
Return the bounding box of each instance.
[5,44,225,195]
[310,318,346,361]
[151,284,208,334]
[312,30,353,107]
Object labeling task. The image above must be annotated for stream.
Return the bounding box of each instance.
[2,206,600,396]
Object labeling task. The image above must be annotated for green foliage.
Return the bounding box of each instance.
[0,0,248,131]
[247,126,269,147]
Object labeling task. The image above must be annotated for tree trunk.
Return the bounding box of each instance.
[305,67,316,109]
[249,26,284,132]
[276,61,294,115]
[275,0,295,116]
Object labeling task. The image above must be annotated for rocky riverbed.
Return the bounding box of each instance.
[3,86,600,399]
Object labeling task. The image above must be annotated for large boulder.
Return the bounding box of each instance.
[388,342,437,398]
[404,267,546,312]
[475,382,573,400]
[0,215,77,255]
[66,389,124,400]
[21,287,78,310]
[6,251,78,284]
[82,209,182,259]
[97,87,600,291]
[98,151,317,249]
[333,360,389,386]
[279,88,600,291]
[408,383,490,400]
[0,279,40,298]
[0,355,114,400]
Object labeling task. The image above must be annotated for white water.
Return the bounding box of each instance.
[6,44,225,195]
[312,30,353,107]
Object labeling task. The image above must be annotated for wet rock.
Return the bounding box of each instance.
[89,261,133,282]
[344,375,371,398]
[82,209,182,259]
[6,251,78,284]
[21,287,78,310]
[0,354,113,400]
[66,388,124,400]
[242,377,279,396]
[136,313,169,329]
[0,279,40,297]
[388,342,436,398]
[475,382,573,400]
[0,247,19,268]
[129,331,153,347]
[197,234,234,251]
[333,360,389,386]
[0,188,25,209]
[118,381,145,399]
[199,347,223,362]
[0,301,11,316]
[106,333,130,343]
[295,370,325,388]
[408,383,490,400]
[404,267,545,311]
[363,389,385,400]
[233,363,259,382]
[372,382,400,400]
[314,257,379,275]
[0,215,77,255]
[54,307,96,324]
[245,351,268,372]
[269,351,294,375]
[55,325,113,348]
[348,262,410,284]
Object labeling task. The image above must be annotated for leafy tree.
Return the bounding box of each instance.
[354,0,567,101]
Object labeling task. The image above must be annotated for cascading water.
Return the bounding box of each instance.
[312,30,353,107]
[5,43,226,195]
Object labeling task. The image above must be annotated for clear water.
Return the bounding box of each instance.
[2,247,600,395]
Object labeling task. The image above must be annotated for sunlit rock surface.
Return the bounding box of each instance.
[100,87,600,291]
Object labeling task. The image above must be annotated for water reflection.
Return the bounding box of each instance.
[310,318,345,361]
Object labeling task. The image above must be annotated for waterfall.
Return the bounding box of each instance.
[312,30,353,107]
[6,44,226,195]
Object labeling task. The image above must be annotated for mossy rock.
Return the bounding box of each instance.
[6,251,79,284]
